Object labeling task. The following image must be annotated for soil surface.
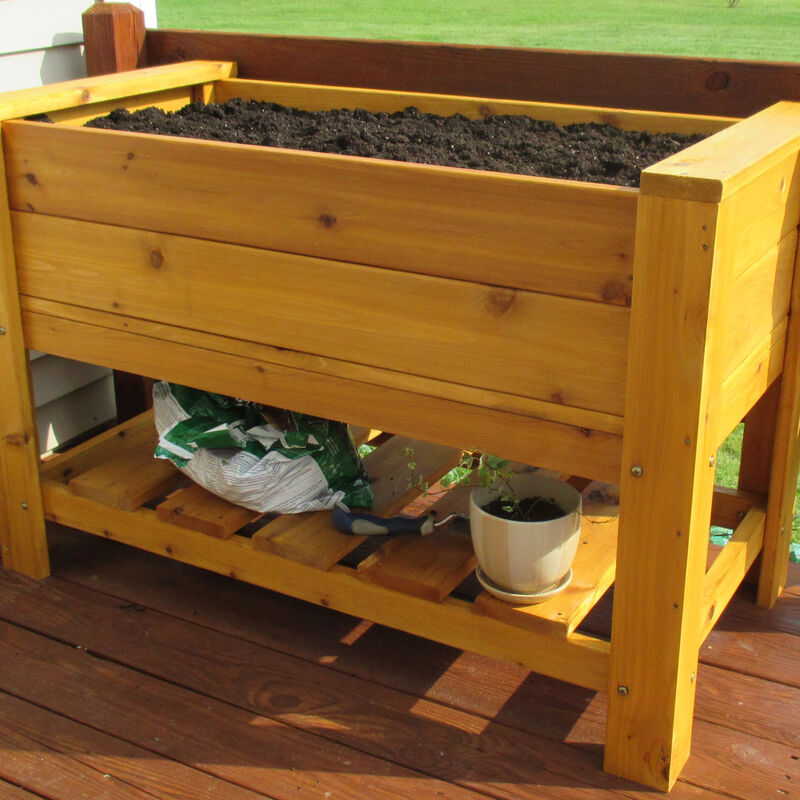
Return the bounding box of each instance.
[86,98,706,187]
[481,496,564,522]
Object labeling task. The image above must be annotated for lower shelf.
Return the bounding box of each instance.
[39,410,622,691]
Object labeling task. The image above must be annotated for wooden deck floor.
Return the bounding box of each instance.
[0,524,796,800]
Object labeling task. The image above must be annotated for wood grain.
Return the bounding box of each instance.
[12,212,630,416]
[4,119,638,307]
[82,2,147,77]
[0,123,48,578]
[39,480,611,691]
[0,690,265,800]
[215,78,735,135]
[0,61,236,122]
[145,31,800,118]
[22,310,623,484]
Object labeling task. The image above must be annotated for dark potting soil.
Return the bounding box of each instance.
[85,98,706,187]
[481,496,564,522]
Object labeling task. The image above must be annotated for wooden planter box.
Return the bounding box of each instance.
[2,60,800,791]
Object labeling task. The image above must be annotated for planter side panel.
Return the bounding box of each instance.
[21,308,623,482]
[11,210,629,419]
[3,121,638,308]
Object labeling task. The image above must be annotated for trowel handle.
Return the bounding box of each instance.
[332,504,434,536]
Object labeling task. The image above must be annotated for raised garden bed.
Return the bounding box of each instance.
[1,59,799,792]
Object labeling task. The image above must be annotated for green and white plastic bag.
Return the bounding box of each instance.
[153,382,373,514]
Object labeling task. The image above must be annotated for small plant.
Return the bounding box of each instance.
[403,448,560,522]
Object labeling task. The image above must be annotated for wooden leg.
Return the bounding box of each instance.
[605,194,720,790]
[0,144,49,578]
[756,246,800,607]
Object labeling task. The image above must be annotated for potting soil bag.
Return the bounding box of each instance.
[152,381,373,514]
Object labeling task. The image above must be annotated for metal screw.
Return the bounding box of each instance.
[690,672,696,683]
[709,456,715,467]
[20,502,28,511]
[630,465,643,478]
[617,685,629,696]
[0,325,6,335]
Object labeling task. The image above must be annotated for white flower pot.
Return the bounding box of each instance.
[469,472,581,601]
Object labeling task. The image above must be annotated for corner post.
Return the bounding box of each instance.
[605,101,800,788]
[82,2,147,77]
[0,137,49,578]
[605,188,722,790]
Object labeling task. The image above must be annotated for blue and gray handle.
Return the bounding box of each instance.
[332,503,461,536]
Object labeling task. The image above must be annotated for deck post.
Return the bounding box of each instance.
[0,140,49,578]
[604,191,721,791]
[82,2,147,77]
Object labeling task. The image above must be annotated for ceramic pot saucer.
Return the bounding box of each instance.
[475,567,573,605]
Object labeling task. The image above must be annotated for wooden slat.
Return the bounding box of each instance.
[68,442,181,512]
[718,320,787,447]
[215,78,736,135]
[473,494,618,636]
[145,31,800,118]
[156,483,257,539]
[0,60,236,122]
[251,436,460,568]
[0,691,265,800]
[356,528,476,602]
[356,484,476,602]
[3,119,639,308]
[20,310,624,485]
[720,149,800,281]
[39,409,156,483]
[640,101,800,202]
[701,506,765,642]
[12,213,630,417]
[710,486,762,530]
[47,87,195,126]
[39,479,610,691]
[719,231,795,382]
[21,295,625,437]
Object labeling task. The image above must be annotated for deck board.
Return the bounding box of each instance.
[0,524,795,800]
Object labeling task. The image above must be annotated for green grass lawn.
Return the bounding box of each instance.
[155,0,800,560]
[156,0,800,62]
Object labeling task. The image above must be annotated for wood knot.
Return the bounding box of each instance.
[81,89,90,102]
[25,173,38,186]
[127,152,135,160]
[705,71,730,92]
[487,288,517,316]
[479,104,493,119]
[602,281,631,305]
[550,392,565,405]
[149,248,164,269]
[319,213,337,228]
[4,432,30,447]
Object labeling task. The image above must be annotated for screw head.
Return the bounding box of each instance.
[709,456,716,467]
[20,502,28,511]
[0,325,6,335]
[617,685,629,696]
[630,465,643,478]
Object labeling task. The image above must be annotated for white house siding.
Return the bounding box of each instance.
[1,0,157,452]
